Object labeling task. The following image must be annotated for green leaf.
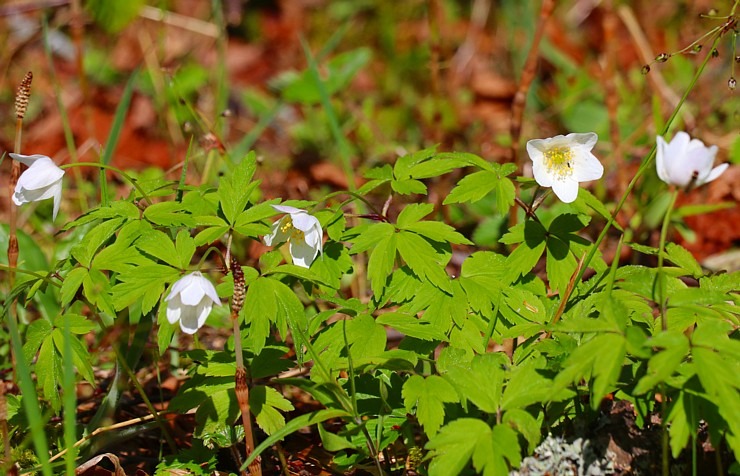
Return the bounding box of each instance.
[367,233,397,297]
[112,265,181,314]
[61,267,88,307]
[501,221,547,281]
[442,353,507,413]
[250,385,295,436]
[397,231,452,293]
[503,409,541,453]
[36,336,61,410]
[403,375,458,436]
[243,410,351,468]
[404,221,473,245]
[70,218,125,267]
[391,178,427,195]
[52,314,96,334]
[136,229,179,267]
[394,147,437,178]
[23,319,53,364]
[665,243,702,277]
[242,277,275,355]
[143,202,195,227]
[396,203,434,227]
[426,419,520,476]
[634,332,690,394]
[376,313,447,341]
[444,169,514,213]
[51,329,95,385]
[219,153,258,224]
[278,48,372,104]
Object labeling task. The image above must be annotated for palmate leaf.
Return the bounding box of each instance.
[444,168,516,215]
[633,331,690,394]
[426,419,521,476]
[250,385,295,435]
[403,375,458,436]
[218,152,257,225]
[397,231,452,293]
[112,264,180,314]
[500,221,547,282]
[553,332,627,409]
[440,352,508,414]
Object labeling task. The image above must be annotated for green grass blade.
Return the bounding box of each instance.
[99,69,139,206]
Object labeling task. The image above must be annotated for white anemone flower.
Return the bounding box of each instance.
[10,153,65,220]
[264,204,323,268]
[656,132,728,188]
[526,132,604,203]
[165,272,221,334]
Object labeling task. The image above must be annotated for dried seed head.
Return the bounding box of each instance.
[729,77,737,90]
[15,71,33,120]
[641,65,651,75]
[231,257,245,314]
[655,53,670,63]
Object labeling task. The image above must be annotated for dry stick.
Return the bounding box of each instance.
[70,0,92,140]
[601,0,624,194]
[230,260,262,476]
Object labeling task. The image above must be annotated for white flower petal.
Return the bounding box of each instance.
[551,178,579,203]
[271,204,303,215]
[291,212,319,232]
[289,238,319,268]
[164,272,219,334]
[566,132,598,150]
[264,217,290,246]
[9,153,48,167]
[702,163,729,185]
[526,132,602,202]
[573,152,604,182]
[655,132,725,188]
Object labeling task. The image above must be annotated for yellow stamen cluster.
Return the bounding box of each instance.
[543,146,574,179]
[280,217,305,241]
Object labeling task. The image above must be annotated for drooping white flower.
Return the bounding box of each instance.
[264,204,323,268]
[656,132,728,188]
[10,153,65,220]
[165,272,221,334]
[526,132,604,203]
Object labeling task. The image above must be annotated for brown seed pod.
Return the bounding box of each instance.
[15,71,33,120]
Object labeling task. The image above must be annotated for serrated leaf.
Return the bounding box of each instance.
[175,230,197,269]
[396,203,434,228]
[70,218,125,267]
[51,328,95,385]
[112,264,180,313]
[404,221,473,245]
[443,353,507,413]
[143,201,195,227]
[391,178,427,195]
[403,375,458,436]
[397,231,452,293]
[426,419,520,476]
[367,233,397,297]
[61,267,88,307]
[52,314,96,334]
[633,332,690,394]
[218,152,257,224]
[36,336,61,410]
[136,229,179,266]
[251,385,294,435]
[665,243,702,277]
[376,313,447,341]
[23,319,53,363]
[242,277,275,355]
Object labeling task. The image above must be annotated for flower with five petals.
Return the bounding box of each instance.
[165,272,221,334]
[656,132,728,188]
[10,153,65,220]
[264,205,323,268]
[526,132,604,203]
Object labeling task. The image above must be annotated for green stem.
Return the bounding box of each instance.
[656,189,679,331]
[573,31,724,286]
[60,162,152,205]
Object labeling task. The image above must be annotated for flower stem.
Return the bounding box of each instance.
[656,189,679,331]
[60,162,153,205]
[573,30,724,286]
